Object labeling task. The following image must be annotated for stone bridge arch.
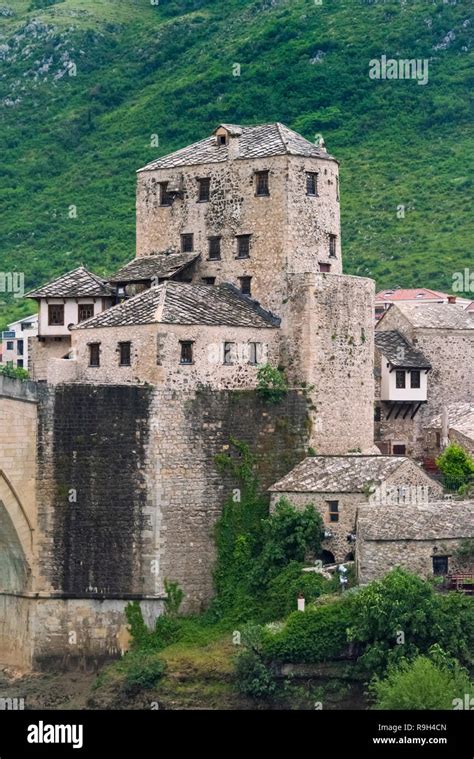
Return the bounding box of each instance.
[0,470,34,592]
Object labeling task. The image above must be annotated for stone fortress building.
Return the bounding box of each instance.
[0,123,471,669]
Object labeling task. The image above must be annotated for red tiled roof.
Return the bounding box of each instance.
[375,288,447,302]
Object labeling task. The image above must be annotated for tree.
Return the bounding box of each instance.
[436,443,474,492]
[369,653,473,710]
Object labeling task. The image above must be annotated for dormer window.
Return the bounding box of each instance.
[218,134,227,146]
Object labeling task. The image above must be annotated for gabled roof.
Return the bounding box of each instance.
[374,330,431,369]
[269,455,416,493]
[428,403,474,443]
[376,288,447,303]
[138,123,335,172]
[108,253,200,285]
[75,282,281,330]
[27,266,113,299]
[358,502,474,541]
[382,302,474,330]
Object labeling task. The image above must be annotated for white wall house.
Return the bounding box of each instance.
[0,314,38,371]
[380,362,428,402]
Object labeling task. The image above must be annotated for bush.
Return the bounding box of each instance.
[122,651,166,692]
[235,650,277,699]
[256,364,288,403]
[369,654,473,710]
[0,365,29,380]
[264,561,330,620]
[436,443,474,491]
[262,601,351,663]
[347,567,474,674]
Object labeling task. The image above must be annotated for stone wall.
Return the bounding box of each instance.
[70,322,279,389]
[357,537,469,584]
[29,337,71,382]
[283,273,375,453]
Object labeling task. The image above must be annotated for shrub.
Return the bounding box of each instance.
[262,601,351,663]
[347,567,474,674]
[235,650,277,699]
[125,601,152,649]
[436,443,474,491]
[122,651,166,692]
[0,365,29,380]
[256,364,288,403]
[258,499,323,580]
[264,561,329,620]
[163,578,184,617]
[369,654,473,710]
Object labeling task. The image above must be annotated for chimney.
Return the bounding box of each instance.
[447,295,457,304]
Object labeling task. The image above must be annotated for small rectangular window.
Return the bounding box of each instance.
[181,233,194,253]
[48,304,64,326]
[78,303,94,323]
[236,235,251,259]
[17,340,24,355]
[336,176,340,201]
[208,236,221,260]
[432,555,448,576]
[202,277,216,285]
[255,170,269,196]
[198,178,210,202]
[396,370,406,389]
[17,359,24,368]
[319,263,331,273]
[180,341,193,364]
[248,342,260,365]
[327,501,339,523]
[89,343,100,367]
[160,182,172,206]
[393,444,406,455]
[119,341,131,366]
[239,276,252,296]
[6,341,14,350]
[329,234,337,258]
[410,370,421,389]
[218,134,227,146]
[306,172,318,196]
[223,342,236,365]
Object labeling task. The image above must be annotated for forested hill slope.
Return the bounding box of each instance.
[0,0,472,325]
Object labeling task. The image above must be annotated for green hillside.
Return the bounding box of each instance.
[0,0,472,327]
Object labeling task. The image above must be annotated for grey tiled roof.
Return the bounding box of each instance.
[269,455,412,493]
[358,502,474,541]
[428,403,474,442]
[389,302,474,330]
[138,123,335,172]
[374,330,431,369]
[27,266,113,298]
[75,282,281,329]
[108,253,200,284]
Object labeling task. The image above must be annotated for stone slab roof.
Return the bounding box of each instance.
[75,282,281,330]
[269,455,414,493]
[428,403,474,443]
[358,502,474,541]
[374,330,431,369]
[138,123,334,172]
[388,302,474,330]
[108,253,200,284]
[27,266,113,298]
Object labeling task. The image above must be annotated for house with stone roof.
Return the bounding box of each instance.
[374,287,472,321]
[356,501,474,583]
[27,265,115,380]
[374,301,474,459]
[269,455,443,564]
